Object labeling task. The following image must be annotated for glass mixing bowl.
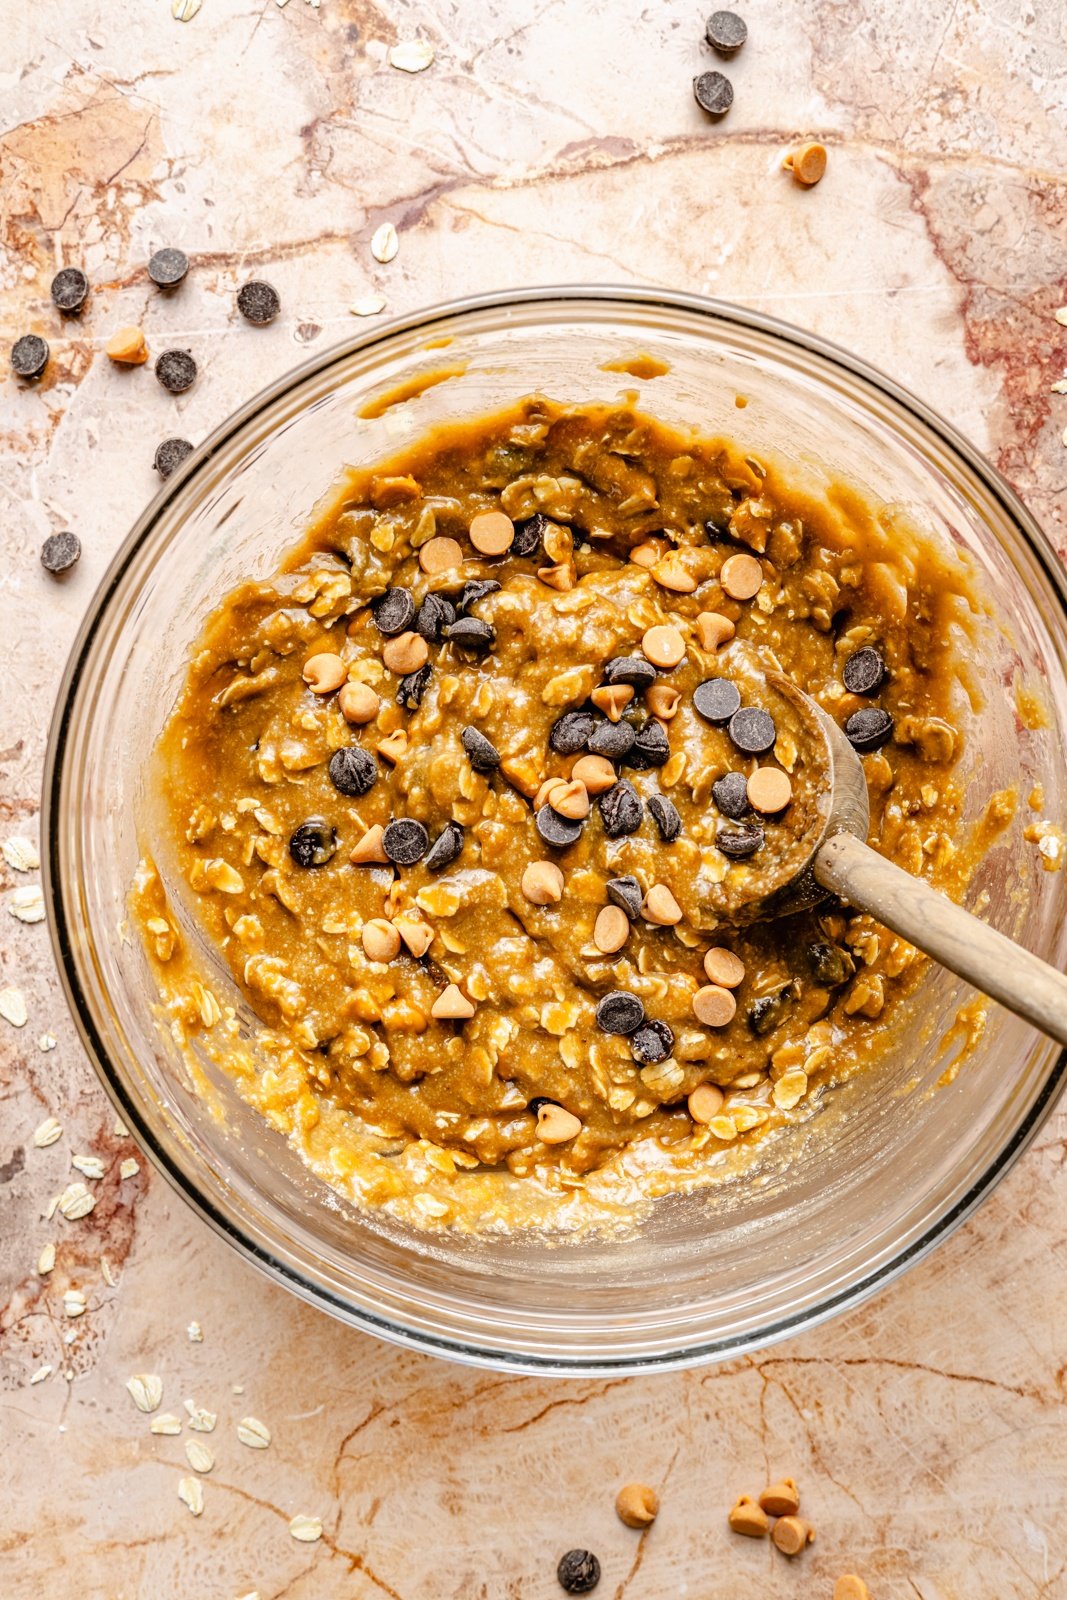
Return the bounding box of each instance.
[43,288,1067,1374]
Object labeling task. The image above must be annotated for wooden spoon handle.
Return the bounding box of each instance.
[815,830,1067,1048]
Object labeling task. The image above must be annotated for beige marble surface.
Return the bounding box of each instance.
[3,1,1067,1595]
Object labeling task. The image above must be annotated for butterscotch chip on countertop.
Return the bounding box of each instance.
[615,1482,659,1528]
[771,1516,814,1556]
[105,325,149,364]
[834,1578,871,1600]
[728,1495,769,1537]
[759,1477,800,1516]
[784,141,827,187]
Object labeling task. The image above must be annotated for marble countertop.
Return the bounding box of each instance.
[2,2,1066,1595]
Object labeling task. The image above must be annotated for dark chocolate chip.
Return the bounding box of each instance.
[595,992,645,1037]
[728,705,777,756]
[456,579,501,613]
[425,821,464,872]
[588,719,635,761]
[397,665,432,710]
[693,677,741,725]
[512,512,549,558]
[289,818,338,868]
[603,656,657,690]
[11,334,49,380]
[148,247,189,288]
[444,616,495,653]
[40,531,81,575]
[549,710,595,756]
[154,437,195,479]
[693,69,734,116]
[844,707,894,753]
[598,779,643,837]
[382,818,430,866]
[372,587,416,636]
[461,725,500,772]
[749,987,792,1037]
[712,770,749,819]
[557,1551,601,1595]
[705,9,747,54]
[237,279,281,325]
[328,745,378,797]
[606,875,643,919]
[631,1019,674,1064]
[415,592,455,641]
[842,646,887,696]
[623,719,670,770]
[808,941,856,987]
[648,794,682,842]
[50,267,89,315]
[716,822,765,858]
[155,348,197,394]
[536,805,583,849]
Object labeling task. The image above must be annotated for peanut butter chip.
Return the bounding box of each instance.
[419,536,464,574]
[615,1483,659,1528]
[772,1516,814,1557]
[646,684,680,720]
[703,947,746,988]
[720,552,764,601]
[592,684,634,721]
[382,631,429,674]
[105,324,149,364]
[747,767,793,814]
[728,1495,769,1538]
[551,779,590,820]
[430,983,475,1020]
[641,624,686,669]
[362,919,400,962]
[572,754,617,794]
[759,1477,800,1517]
[339,681,380,724]
[378,728,408,764]
[393,914,435,957]
[786,141,827,187]
[696,610,736,650]
[535,777,569,810]
[594,905,630,954]
[302,653,347,693]
[536,1103,582,1144]
[834,1578,871,1600]
[350,824,389,865]
[468,509,514,555]
[692,984,736,1027]
[651,554,698,593]
[688,1083,724,1123]
[522,860,565,905]
[630,538,667,569]
[643,884,682,926]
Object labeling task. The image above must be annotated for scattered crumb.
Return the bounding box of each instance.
[113,1115,129,1136]
[119,1157,141,1180]
[185,1399,217,1432]
[388,39,435,72]
[350,295,387,317]
[1055,307,1067,326]
[30,1364,53,1385]
[38,1033,57,1052]
[187,1320,204,1342]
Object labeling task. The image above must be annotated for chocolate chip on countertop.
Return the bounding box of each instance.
[631,1019,674,1064]
[155,348,198,394]
[397,664,432,709]
[705,9,747,54]
[40,531,81,575]
[456,578,501,613]
[549,710,596,756]
[424,821,464,872]
[382,818,430,866]
[415,592,455,641]
[716,822,765,858]
[154,437,195,479]
[845,706,894,752]
[444,616,496,653]
[11,334,49,380]
[603,656,657,690]
[595,992,645,1037]
[606,875,643,920]
[50,267,89,315]
[289,818,338,868]
[712,770,749,819]
[237,279,281,325]
[535,805,583,849]
[372,587,416,636]
[557,1550,601,1595]
[461,725,500,772]
[693,69,734,117]
[843,646,887,696]
[328,745,378,797]
[148,247,189,288]
[728,705,777,756]
[588,718,636,761]
[648,794,682,842]
[512,512,549,558]
[624,719,670,770]
[693,677,742,725]
[598,779,643,837]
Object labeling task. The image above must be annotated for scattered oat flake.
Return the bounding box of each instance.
[127,1374,164,1413]
[185,1438,215,1473]
[171,0,202,19]
[33,1116,63,1148]
[9,885,45,923]
[30,1364,52,1385]
[232,1384,245,1394]
[151,1412,183,1435]
[63,1288,87,1317]
[44,1194,60,1221]
[236,1592,262,1600]
[178,1475,204,1516]
[37,1242,56,1275]
[72,1153,107,1180]
[350,295,387,317]
[1055,308,1067,326]
[388,39,435,72]
[1052,379,1067,394]
[101,1257,118,1287]
[39,1033,57,1052]
[289,1515,323,1543]
[120,1157,140,1180]
[2,836,39,872]
[57,1181,96,1220]
[0,987,28,1027]
[187,1320,203,1342]
[185,1400,217,1432]
[370,223,398,264]
[237,1415,271,1449]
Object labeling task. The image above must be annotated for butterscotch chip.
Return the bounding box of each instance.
[105,324,149,364]
[687,1083,725,1123]
[378,729,408,764]
[593,905,630,954]
[759,1477,800,1516]
[720,552,763,600]
[419,536,464,574]
[571,754,617,794]
[535,777,569,810]
[696,610,736,650]
[430,983,475,1020]
[522,860,564,905]
[339,681,380,724]
[771,1516,814,1557]
[630,538,667,569]
[615,1483,659,1528]
[703,947,745,988]
[536,1103,582,1143]
[382,631,429,674]
[350,824,389,865]
[393,914,434,957]
[785,141,827,187]
[362,918,400,962]
[537,561,575,591]
[692,984,736,1027]
[651,554,698,593]
[468,509,514,555]
[302,653,347,694]
[592,684,633,721]
[728,1495,769,1537]
[643,884,682,926]
[747,767,793,814]
[551,779,590,820]
[646,684,680,720]
[834,1578,871,1600]
[641,624,686,669]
